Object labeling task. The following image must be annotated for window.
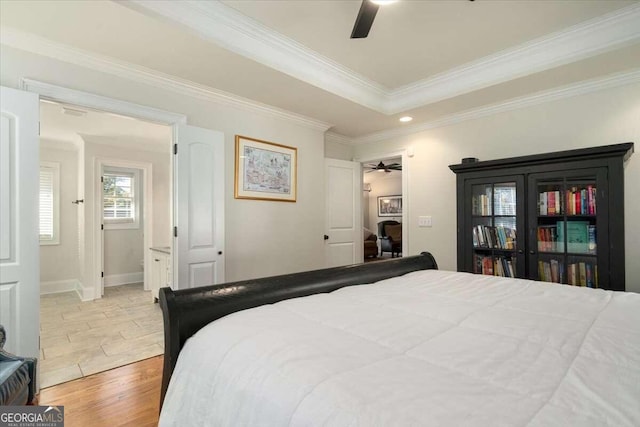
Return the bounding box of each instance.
[39,162,60,245]
[103,168,140,229]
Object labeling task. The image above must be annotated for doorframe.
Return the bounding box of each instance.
[21,79,186,300]
[355,150,410,257]
[95,158,153,296]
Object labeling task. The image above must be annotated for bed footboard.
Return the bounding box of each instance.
[158,252,438,408]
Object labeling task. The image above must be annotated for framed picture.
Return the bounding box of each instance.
[378,195,402,216]
[235,135,297,202]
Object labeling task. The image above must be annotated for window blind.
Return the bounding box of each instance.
[39,166,55,241]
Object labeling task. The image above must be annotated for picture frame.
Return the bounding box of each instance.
[235,135,297,202]
[378,195,402,217]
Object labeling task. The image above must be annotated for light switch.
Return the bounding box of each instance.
[418,216,432,227]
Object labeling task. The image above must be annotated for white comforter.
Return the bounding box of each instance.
[159,270,640,426]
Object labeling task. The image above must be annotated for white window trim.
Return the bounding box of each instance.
[39,161,60,245]
[103,166,141,230]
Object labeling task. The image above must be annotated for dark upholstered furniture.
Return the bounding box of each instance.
[364,228,378,258]
[378,220,402,257]
[158,252,438,409]
[0,325,37,405]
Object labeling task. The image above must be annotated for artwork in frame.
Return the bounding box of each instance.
[378,195,402,217]
[234,135,297,202]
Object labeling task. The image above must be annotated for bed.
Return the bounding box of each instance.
[158,253,640,426]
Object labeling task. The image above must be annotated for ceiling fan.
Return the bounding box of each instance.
[365,161,402,173]
[351,0,475,39]
[350,0,387,39]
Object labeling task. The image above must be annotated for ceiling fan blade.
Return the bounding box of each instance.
[351,0,379,39]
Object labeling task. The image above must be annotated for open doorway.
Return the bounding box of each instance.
[38,99,172,388]
[362,157,403,262]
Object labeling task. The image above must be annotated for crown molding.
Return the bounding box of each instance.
[1,27,333,132]
[347,69,640,145]
[325,132,355,146]
[388,3,640,113]
[22,78,187,125]
[125,1,640,115]
[123,0,388,112]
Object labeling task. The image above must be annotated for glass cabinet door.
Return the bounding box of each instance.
[466,177,524,277]
[528,169,606,288]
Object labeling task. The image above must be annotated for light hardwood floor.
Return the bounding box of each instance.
[39,355,162,427]
[40,283,163,388]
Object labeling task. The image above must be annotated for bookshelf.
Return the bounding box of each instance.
[469,179,523,278]
[450,143,634,291]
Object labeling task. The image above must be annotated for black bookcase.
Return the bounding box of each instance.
[449,143,634,291]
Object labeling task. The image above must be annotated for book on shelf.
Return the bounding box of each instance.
[567,261,598,287]
[588,225,597,253]
[566,186,596,215]
[537,225,559,252]
[540,186,597,216]
[472,225,516,250]
[557,221,591,253]
[473,187,493,215]
[555,260,598,287]
[539,190,561,215]
[548,192,555,215]
[474,254,516,277]
[537,259,565,283]
[539,192,547,215]
[585,263,594,288]
[473,254,494,275]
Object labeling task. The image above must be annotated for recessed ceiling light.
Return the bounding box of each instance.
[371,0,396,5]
[399,116,413,123]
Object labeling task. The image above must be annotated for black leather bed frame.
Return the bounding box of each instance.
[158,252,438,408]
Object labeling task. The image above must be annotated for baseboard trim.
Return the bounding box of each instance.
[104,272,144,287]
[77,283,95,302]
[40,279,81,295]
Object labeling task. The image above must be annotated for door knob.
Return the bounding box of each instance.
[218,251,223,255]
[324,235,329,240]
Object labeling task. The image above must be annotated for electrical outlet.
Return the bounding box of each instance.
[418,216,432,227]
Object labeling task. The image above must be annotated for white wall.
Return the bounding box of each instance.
[104,228,144,277]
[39,143,79,285]
[353,83,640,292]
[1,46,327,288]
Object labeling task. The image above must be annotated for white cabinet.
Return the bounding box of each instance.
[150,247,172,302]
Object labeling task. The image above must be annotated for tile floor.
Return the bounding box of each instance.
[39,283,163,388]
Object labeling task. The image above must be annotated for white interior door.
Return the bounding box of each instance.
[173,124,225,289]
[325,158,362,267]
[0,86,40,360]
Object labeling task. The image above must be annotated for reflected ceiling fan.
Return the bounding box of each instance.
[365,161,402,173]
